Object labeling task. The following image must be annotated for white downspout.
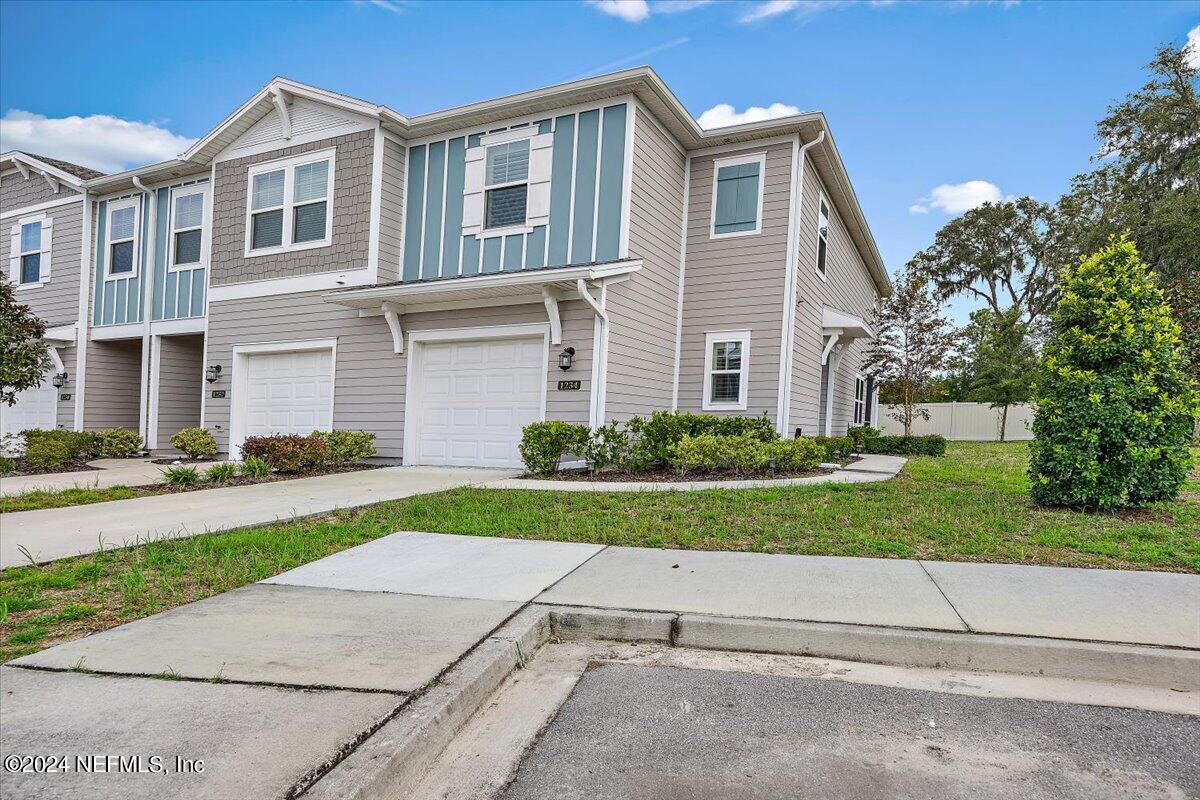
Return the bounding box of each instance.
[776,131,825,437]
[577,278,610,430]
[133,177,155,449]
[73,192,92,431]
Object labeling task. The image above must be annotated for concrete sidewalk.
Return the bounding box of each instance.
[0,457,188,495]
[0,467,514,568]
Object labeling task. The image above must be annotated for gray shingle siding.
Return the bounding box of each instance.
[210,129,373,286]
[1,174,80,215]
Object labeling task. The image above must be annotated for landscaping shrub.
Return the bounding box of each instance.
[239,457,272,478]
[578,420,629,473]
[0,457,12,475]
[23,439,69,470]
[668,434,769,476]
[204,462,237,483]
[626,411,777,469]
[95,428,142,458]
[846,425,881,449]
[162,465,200,487]
[764,438,825,472]
[240,433,327,474]
[518,421,589,474]
[171,427,217,460]
[809,436,853,461]
[318,430,377,464]
[862,434,946,456]
[21,429,97,460]
[1029,238,1199,509]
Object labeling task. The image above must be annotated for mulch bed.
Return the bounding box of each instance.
[134,462,382,491]
[2,458,99,478]
[534,466,837,483]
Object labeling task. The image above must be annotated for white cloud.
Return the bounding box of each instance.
[696,101,801,129]
[0,109,196,174]
[1186,25,1200,70]
[909,180,1010,214]
[587,0,650,22]
[572,36,690,79]
[739,0,800,23]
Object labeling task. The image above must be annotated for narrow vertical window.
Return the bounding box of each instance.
[108,205,136,275]
[854,375,866,425]
[292,160,328,243]
[703,331,751,411]
[171,190,205,267]
[18,221,41,284]
[816,198,830,276]
[250,169,285,250]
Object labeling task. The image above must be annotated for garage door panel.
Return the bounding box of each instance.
[1,374,57,437]
[413,336,544,468]
[240,349,334,443]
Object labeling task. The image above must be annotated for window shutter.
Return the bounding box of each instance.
[8,224,19,284]
[526,132,554,227]
[462,145,486,235]
[40,216,53,279]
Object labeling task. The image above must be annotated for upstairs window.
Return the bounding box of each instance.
[19,221,41,284]
[816,197,830,276]
[107,203,137,276]
[246,149,334,255]
[484,139,529,229]
[854,375,866,425]
[171,188,206,269]
[711,153,764,238]
[703,330,751,411]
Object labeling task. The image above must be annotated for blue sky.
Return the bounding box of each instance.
[2,0,1196,321]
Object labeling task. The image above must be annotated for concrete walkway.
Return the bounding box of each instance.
[0,457,196,495]
[0,467,514,568]
[490,453,906,491]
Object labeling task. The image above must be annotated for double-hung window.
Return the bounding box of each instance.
[18,220,42,284]
[711,153,765,238]
[484,139,529,230]
[816,196,830,277]
[170,187,206,269]
[246,149,334,255]
[107,202,137,277]
[853,375,866,425]
[703,330,751,411]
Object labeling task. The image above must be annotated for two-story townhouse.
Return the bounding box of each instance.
[4,68,890,467]
[1,152,100,438]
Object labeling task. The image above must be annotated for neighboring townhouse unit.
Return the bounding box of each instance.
[1,68,890,467]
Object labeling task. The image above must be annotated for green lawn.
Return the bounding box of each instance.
[2,442,1196,664]
[0,485,147,513]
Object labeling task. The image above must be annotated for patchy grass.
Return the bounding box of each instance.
[2,442,1195,663]
[0,485,148,513]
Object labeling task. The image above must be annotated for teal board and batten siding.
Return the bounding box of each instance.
[150,183,207,321]
[91,196,148,326]
[401,103,628,281]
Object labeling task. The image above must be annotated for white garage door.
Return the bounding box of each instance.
[413,337,543,468]
[242,349,333,440]
[1,374,57,437]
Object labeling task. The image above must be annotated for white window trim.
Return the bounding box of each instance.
[482,137,532,233]
[702,329,751,412]
[815,192,831,282]
[12,212,49,289]
[709,152,766,240]
[853,373,866,425]
[243,147,336,258]
[105,197,140,280]
[168,183,211,273]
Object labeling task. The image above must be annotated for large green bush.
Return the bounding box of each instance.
[318,430,377,464]
[518,421,589,474]
[668,433,769,476]
[95,428,142,458]
[626,411,777,468]
[862,434,946,456]
[577,420,629,473]
[1029,239,1199,509]
[23,438,69,470]
[846,425,881,449]
[21,429,97,460]
[170,427,217,460]
[763,438,825,472]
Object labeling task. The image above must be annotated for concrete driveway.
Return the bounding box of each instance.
[0,466,514,568]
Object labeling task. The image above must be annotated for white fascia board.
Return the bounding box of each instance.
[2,152,88,190]
[208,269,374,303]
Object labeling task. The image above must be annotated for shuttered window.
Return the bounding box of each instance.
[854,375,866,425]
[19,221,41,284]
[712,155,763,237]
[484,140,530,229]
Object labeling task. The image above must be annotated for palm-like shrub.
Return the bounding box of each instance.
[1029,238,1198,509]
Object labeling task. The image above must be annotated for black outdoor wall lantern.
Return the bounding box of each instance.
[51,372,68,389]
[205,364,223,384]
[558,347,576,371]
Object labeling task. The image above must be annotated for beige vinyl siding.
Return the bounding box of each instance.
[204,292,594,457]
[377,137,405,283]
[790,157,880,436]
[83,339,142,431]
[604,108,686,421]
[678,142,793,422]
[209,129,373,286]
[1,175,80,215]
[154,334,204,448]
[2,201,84,328]
[55,344,76,428]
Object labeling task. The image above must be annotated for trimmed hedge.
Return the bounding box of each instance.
[240,433,327,474]
[810,436,853,461]
[95,428,142,458]
[764,437,825,472]
[518,421,589,474]
[318,430,377,464]
[23,438,70,470]
[171,427,217,460]
[21,429,97,460]
[668,434,768,476]
[862,434,946,456]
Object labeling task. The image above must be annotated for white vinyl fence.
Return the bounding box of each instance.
[878,402,1034,441]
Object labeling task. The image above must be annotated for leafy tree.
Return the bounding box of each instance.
[1163,273,1200,375]
[0,280,51,406]
[1029,238,1198,510]
[1058,42,1199,282]
[863,270,958,436]
[965,309,1037,441]
[908,197,1075,336]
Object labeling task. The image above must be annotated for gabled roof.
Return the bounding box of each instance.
[75,68,890,295]
[1,151,98,188]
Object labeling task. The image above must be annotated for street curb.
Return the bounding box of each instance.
[550,607,677,643]
[300,607,552,800]
[674,614,1200,690]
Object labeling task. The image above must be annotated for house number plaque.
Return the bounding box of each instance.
[211,390,227,399]
[557,380,581,391]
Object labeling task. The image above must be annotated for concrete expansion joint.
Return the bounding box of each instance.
[915,559,974,633]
